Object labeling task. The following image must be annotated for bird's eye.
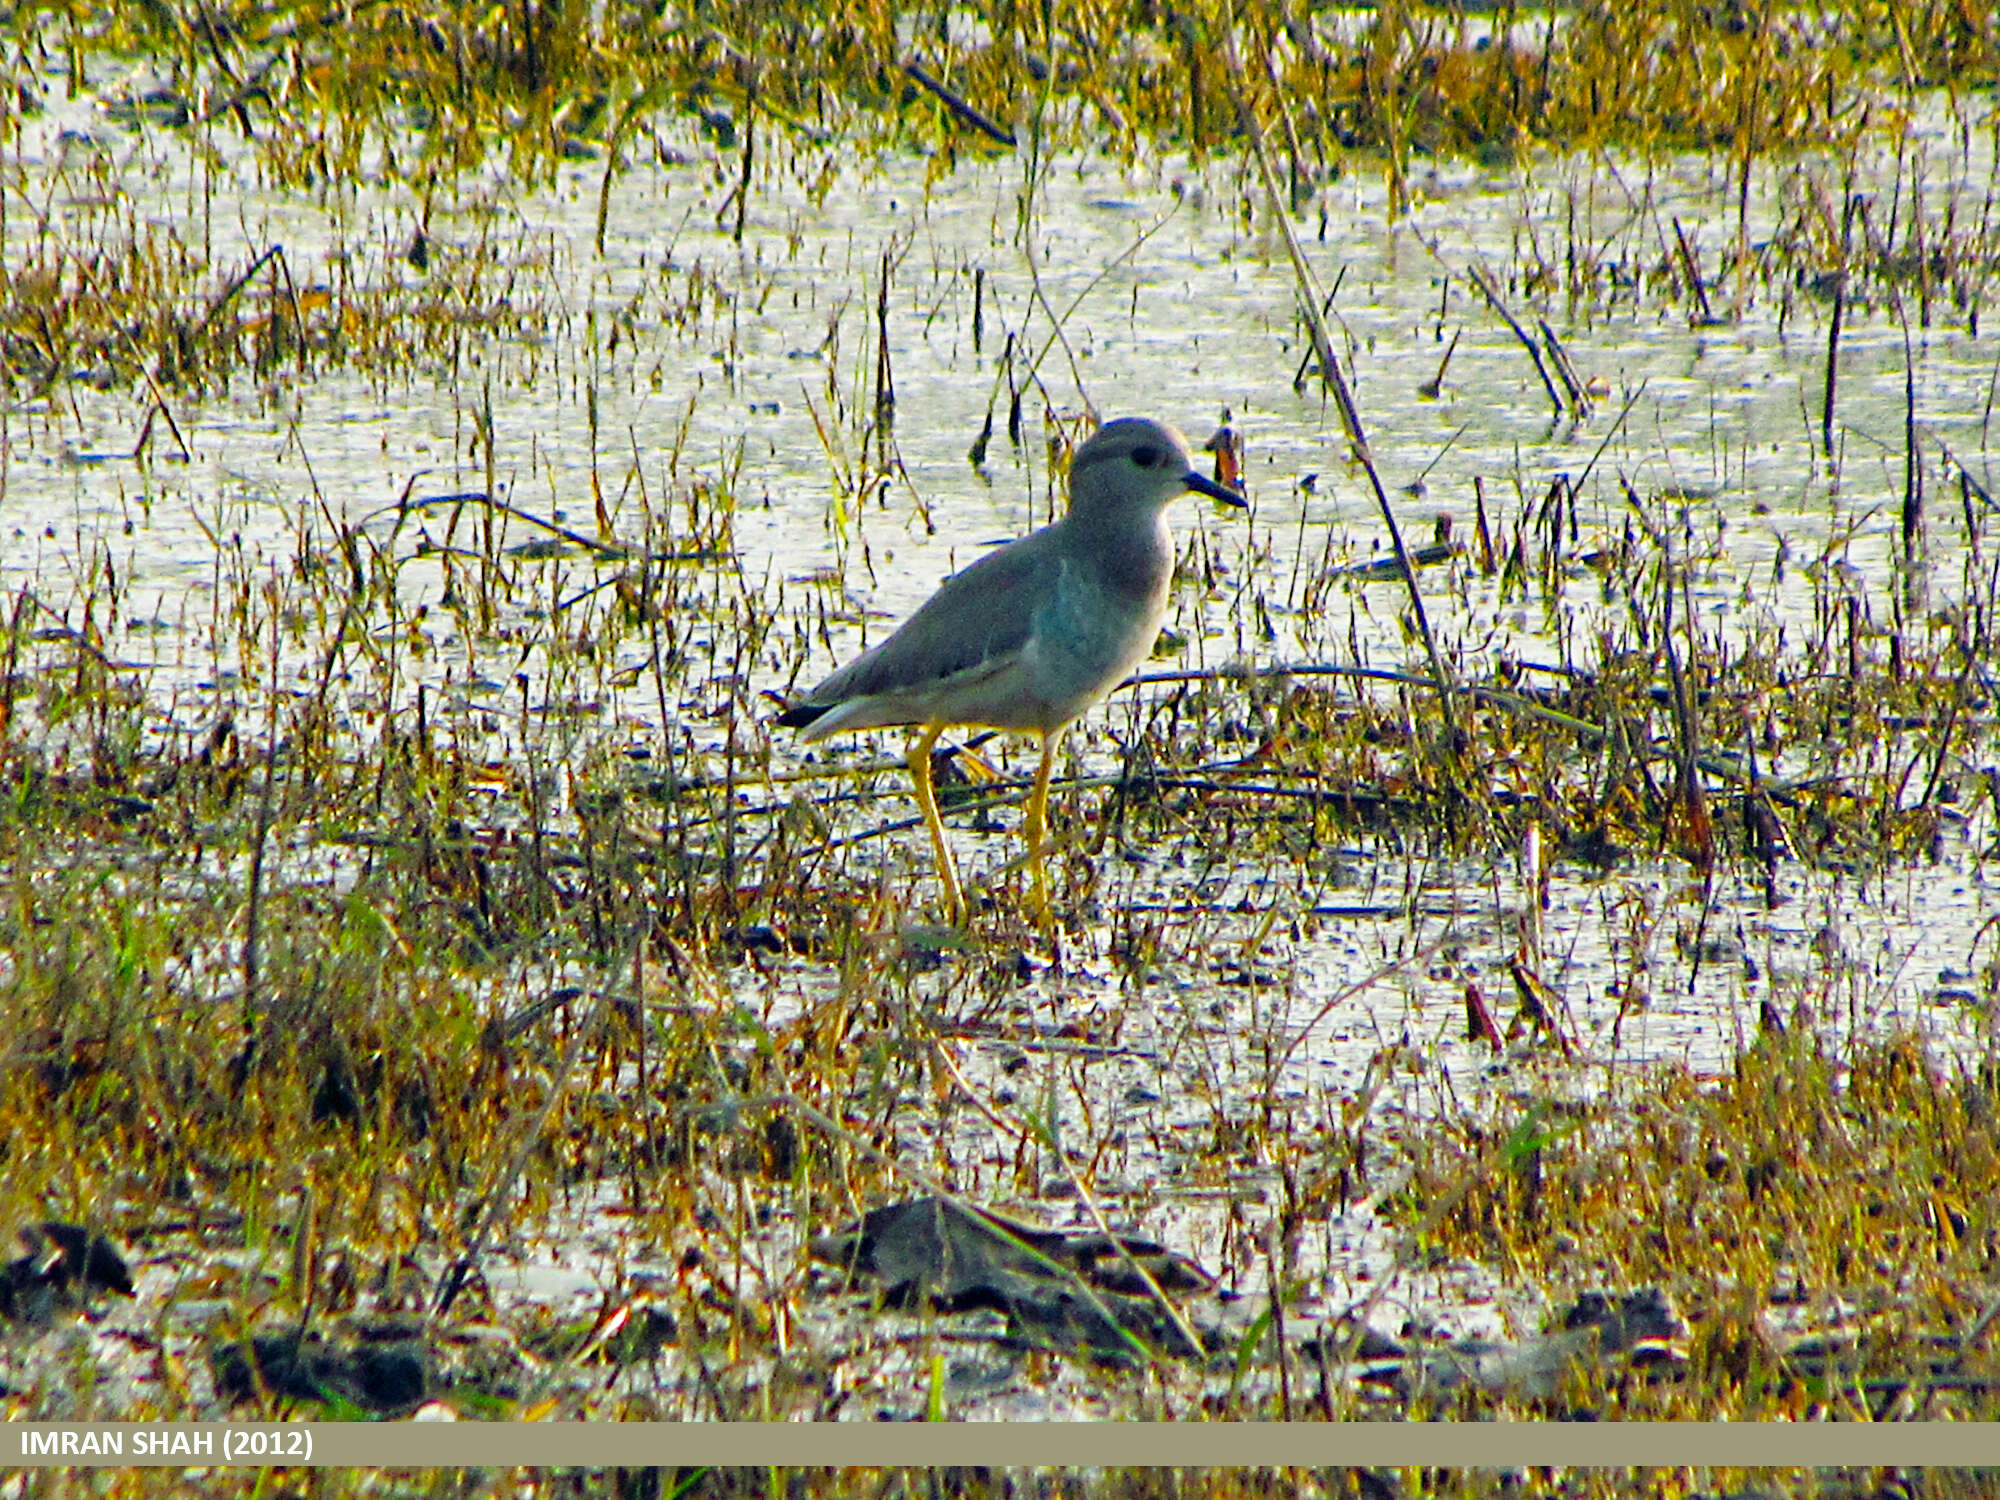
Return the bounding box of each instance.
[1131,445,1161,468]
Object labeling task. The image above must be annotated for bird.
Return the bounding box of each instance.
[777,416,1246,922]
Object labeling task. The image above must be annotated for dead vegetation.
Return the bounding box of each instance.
[2,0,2000,1485]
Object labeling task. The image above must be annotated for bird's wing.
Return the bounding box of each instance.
[803,526,1058,710]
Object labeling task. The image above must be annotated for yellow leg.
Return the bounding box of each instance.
[909,724,965,922]
[1025,731,1060,923]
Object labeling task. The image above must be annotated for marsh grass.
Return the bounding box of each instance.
[5,468,1995,1432]
[2,0,2000,1483]
[10,2,2000,412]
[1403,1030,2000,1421]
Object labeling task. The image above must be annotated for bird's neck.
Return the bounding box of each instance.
[1060,505,1173,602]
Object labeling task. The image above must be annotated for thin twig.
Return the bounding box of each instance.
[434,984,614,1320]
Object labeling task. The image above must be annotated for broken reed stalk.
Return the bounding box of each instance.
[1658,561,1716,877]
[875,246,896,435]
[241,596,284,1042]
[1467,263,1565,417]
[1900,300,1922,557]
[900,59,1015,148]
[1287,276,1344,390]
[241,733,275,1036]
[1916,627,1980,810]
[1536,317,1591,418]
[1670,217,1716,324]
[390,488,636,561]
[477,374,498,627]
[1220,40,1463,747]
[733,69,756,245]
[1823,191,1858,459]
[137,366,192,460]
[195,241,282,346]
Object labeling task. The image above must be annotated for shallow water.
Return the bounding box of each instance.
[6,53,2000,1416]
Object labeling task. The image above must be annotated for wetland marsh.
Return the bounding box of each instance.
[4,0,2000,1488]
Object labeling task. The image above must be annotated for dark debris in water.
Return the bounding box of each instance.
[210,1323,429,1415]
[817,1198,1694,1407]
[5,0,2000,1452]
[813,1196,1217,1362]
[1329,1288,1691,1404]
[0,1222,135,1328]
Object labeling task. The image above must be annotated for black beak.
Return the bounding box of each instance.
[1183,470,1248,508]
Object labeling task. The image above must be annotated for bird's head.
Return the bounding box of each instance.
[1067,416,1247,517]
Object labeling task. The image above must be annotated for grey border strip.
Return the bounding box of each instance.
[10,1422,2000,1467]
